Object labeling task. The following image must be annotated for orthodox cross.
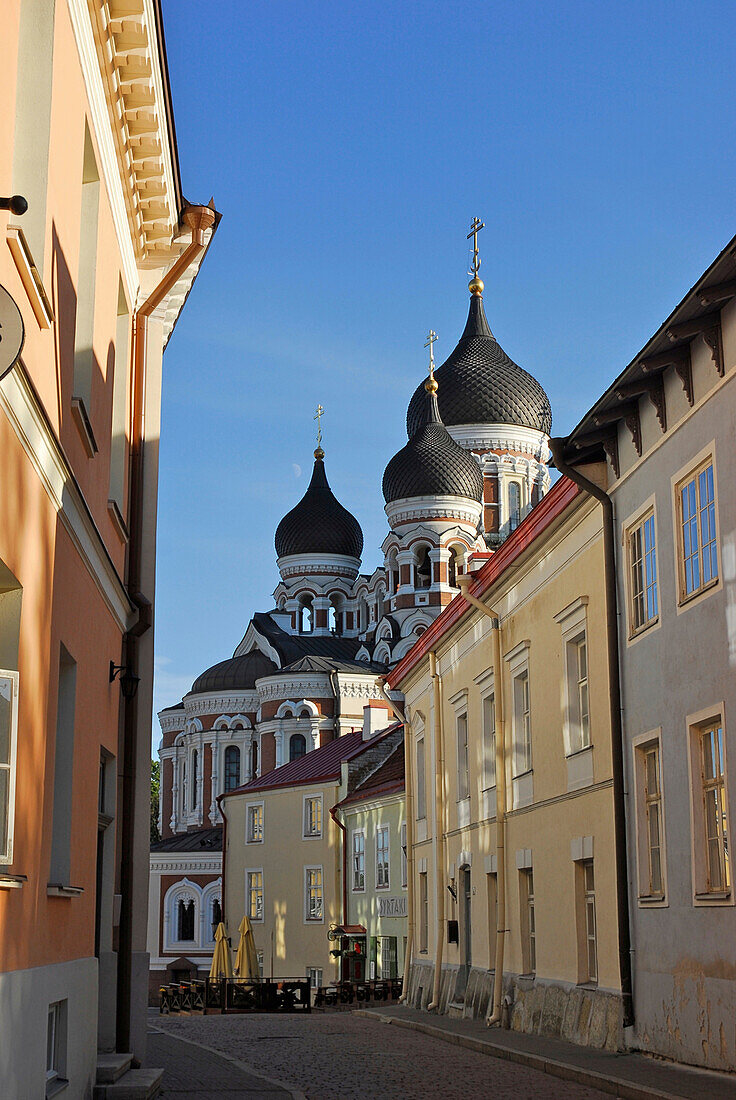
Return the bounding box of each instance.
[467,216,485,277]
[314,403,324,447]
[424,329,438,382]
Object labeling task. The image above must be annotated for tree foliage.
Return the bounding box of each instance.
[150,758,160,844]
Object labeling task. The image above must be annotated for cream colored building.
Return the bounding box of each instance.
[388,476,626,1049]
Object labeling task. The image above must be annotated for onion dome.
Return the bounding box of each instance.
[191,650,277,694]
[275,450,363,560]
[383,375,484,504]
[406,290,552,438]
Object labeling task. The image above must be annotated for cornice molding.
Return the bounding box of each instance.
[149,855,222,873]
[385,496,482,528]
[183,691,259,718]
[447,423,550,460]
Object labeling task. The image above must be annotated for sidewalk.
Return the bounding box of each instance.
[147,1026,300,1099]
[355,1004,736,1100]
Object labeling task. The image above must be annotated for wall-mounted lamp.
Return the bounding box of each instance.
[0,196,28,216]
[446,883,457,901]
[109,660,140,700]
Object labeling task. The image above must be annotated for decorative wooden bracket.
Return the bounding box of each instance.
[666,312,724,377]
[593,402,642,456]
[572,428,620,479]
[615,375,667,433]
[641,346,693,407]
[698,280,736,307]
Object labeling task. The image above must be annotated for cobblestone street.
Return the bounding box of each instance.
[150,1012,611,1100]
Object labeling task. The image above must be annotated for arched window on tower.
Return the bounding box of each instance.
[177,898,195,941]
[329,595,342,635]
[448,548,457,588]
[387,550,399,596]
[299,596,313,634]
[359,598,368,632]
[251,740,258,778]
[224,745,240,793]
[290,733,307,761]
[415,546,431,589]
[376,587,385,621]
[190,750,198,811]
[509,482,522,532]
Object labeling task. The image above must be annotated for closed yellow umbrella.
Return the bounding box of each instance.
[209,922,233,979]
[234,915,259,979]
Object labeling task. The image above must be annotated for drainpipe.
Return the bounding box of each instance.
[548,441,634,1030]
[377,681,413,1002]
[116,203,217,1055]
[455,575,507,1027]
[329,802,348,931]
[427,651,445,1012]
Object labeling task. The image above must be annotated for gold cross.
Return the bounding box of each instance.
[424,329,438,381]
[314,403,324,447]
[466,216,485,277]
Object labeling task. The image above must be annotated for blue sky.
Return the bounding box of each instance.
[153,0,736,736]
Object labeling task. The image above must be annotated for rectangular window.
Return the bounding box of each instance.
[566,634,591,754]
[247,870,263,922]
[482,694,496,790]
[306,967,323,989]
[0,670,19,865]
[247,804,263,843]
[419,872,428,953]
[513,672,532,775]
[416,737,426,820]
[643,745,664,897]
[376,825,390,889]
[576,860,597,984]
[700,722,730,894]
[303,795,322,837]
[379,935,398,979]
[305,866,323,921]
[190,749,198,812]
[520,869,535,975]
[486,872,497,966]
[50,646,76,886]
[457,713,469,801]
[628,512,658,633]
[352,830,365,891]
[676,459,719,602]
[46,1000,66,1093]
[401,822,408,888]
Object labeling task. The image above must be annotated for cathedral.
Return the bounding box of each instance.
[147,225,552,993]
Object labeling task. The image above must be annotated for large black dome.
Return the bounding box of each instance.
[275,453,363,560]
[191,650,278,694]
[406,294,552,438]
[383,383,484,505]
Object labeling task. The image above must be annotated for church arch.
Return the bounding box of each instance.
[289,733,307,761]
[373,641,391,665]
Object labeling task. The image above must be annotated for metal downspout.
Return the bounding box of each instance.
[548,440,634,1030]
[116,203,216,1054]
[456,575,507,1027]
[428,651,445,1012]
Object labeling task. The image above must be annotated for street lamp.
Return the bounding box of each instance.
[109,660,140,699]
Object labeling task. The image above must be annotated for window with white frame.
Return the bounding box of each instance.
[401,822,407,888]
[508,480,522,531]
[305,866,323,921]
[577,860,597,984]
[692,718,730,897]
[190,748,199,811]
[306,967,323,989]
[555,599,591,758]
[627,509,658,634]
[513,671,531,775]
[482,692,496,790]
[303,795,322,838]
[352,830,365,891]
[456,712,469,801]
[675,454,719,603]
[633,736,666,900]
[247,870,263,921]
[520,868,536,974]
[246,803,263,843]
[0,670,19,865]
[46,999,67,1093]
[177,896,196,941]
[416,737,426,820]
[223,745,240,793]
[376,825,390,888]
[419,872,428,953]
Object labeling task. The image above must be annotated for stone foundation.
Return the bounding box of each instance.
[406,961,623,1051]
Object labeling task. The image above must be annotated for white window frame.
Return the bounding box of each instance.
[46,999,67,1092]
[400,821,407,888]
[456,710,470,802]
[623,497,659,640]
[246,801,264,844]
[685,704,732,906]
[352,829,365,892]
[304,865,324,923]
[246,868,264,923]
[306,967,323,989]
[415,735,426,821]
[505,641,532,809]
[376,825,390,890]
[554,598,592,757]
[302,794,323,839]
[672,446,722,611]
[0,670,19,865]
[631,730,668,906]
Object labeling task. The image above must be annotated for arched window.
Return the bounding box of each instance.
[190,750,198,811]
[224,746,240,792]
[299,597,313,634]
[448,548,457,588]
[177,898,195,941]
[509,482,521,531]
[290,733,307,761]
[359,599,368,632]
[415,546,431,588]
[251,740,259,778]
[376,588,385,620]
[210,896,222,940]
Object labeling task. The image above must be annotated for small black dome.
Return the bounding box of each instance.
[275,454,363,560]
[191,651,278,694]
[383,383,484,505]
[406,295,552,437]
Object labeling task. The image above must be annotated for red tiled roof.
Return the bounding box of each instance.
[338,741,405,807]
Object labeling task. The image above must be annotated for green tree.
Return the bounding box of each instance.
[150,758,160,844]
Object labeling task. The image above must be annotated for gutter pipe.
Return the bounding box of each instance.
[548,441,634,1030]
[116,203,216,1054]
[455,575,507,1027]
[427,651,445,1012]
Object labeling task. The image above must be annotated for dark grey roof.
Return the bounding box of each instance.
[275,454,363,560]
[279,655,387,675]
[406,294,552,437]
[191,650,277,694]
[159,702,185,713]
[383,383,484,504]
[151,827,222,853]
[251,612,365,664]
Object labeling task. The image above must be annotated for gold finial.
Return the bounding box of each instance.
[313,403,325,459]
[467,216,485,296]
[424,329,439,393]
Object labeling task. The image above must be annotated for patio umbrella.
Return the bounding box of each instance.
[209,922,233,979]
[234,915,259,979]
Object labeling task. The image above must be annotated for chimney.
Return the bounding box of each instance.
[362,700,394,741]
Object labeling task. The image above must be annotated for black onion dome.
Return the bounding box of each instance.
[406,295,552,437]
[275,454,363,560]
[191,650,278,694]
[383,384,484,504]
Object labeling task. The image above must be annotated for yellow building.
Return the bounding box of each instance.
[388,475,627,1049]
